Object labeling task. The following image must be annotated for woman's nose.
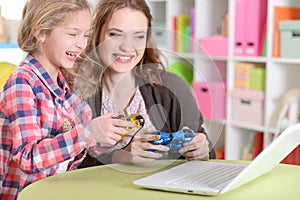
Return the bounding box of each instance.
[119,36,134,52]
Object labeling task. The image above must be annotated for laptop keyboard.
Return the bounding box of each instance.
[167,163,246,190]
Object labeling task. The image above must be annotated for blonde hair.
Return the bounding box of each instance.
[18,0,90,53]
[71,0,166,99]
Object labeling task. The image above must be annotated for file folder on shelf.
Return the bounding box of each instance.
[234,0,246,56]
[234,0,267,56]
[244,0,267,56]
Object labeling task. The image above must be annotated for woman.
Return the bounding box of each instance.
[70,0,216,167]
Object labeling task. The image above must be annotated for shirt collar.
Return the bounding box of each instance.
[22,54,71,99]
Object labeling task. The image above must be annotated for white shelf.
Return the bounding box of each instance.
[148,0,300,160]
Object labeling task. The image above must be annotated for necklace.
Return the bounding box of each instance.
[63,118,74,132]
[61,101,74,132]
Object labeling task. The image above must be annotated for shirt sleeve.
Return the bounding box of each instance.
[2,72,96,173]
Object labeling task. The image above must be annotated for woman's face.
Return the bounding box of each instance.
[99,7,148,74]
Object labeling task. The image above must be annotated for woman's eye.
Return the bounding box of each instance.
[135,35,146,39]
[109,32,122,37]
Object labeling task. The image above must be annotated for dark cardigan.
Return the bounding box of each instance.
[78,72,216,168]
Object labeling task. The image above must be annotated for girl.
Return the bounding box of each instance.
[71,0,216,167]
[0,0,135,199]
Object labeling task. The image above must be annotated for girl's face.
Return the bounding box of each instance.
[99,8,148,74]
[36,9,91,71]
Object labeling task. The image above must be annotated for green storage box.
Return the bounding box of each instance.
[249,67,265,91]
[279,20,300,59]
[167,59,193,86]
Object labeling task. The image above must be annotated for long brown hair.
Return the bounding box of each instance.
[71,0,166,99]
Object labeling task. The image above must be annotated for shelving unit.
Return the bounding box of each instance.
[147,0,300,160]
[2,0,299,160]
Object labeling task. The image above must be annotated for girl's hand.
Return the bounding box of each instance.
[178,133,210,161]
[90,113,136,146]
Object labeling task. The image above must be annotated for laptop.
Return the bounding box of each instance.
[133,123,300,195]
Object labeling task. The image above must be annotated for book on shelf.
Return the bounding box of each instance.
[269,132,300,165]
[171,7,196,53]
[176,14,191,53]
[259,19,267,56]
[281,144,300,165]
[172,16,177,52]
[242,132,263,160]
[183,25,191,53]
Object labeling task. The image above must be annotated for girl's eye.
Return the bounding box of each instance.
[68,33,77,37]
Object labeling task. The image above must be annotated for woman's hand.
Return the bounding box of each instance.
[178,133,210,161]
[89,113,136,146]
[125,128,170,163]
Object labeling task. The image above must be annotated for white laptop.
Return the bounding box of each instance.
[133,123,300,195]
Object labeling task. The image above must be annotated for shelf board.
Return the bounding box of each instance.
[199,54,228,61]
[272,57,300,64]
[230,121,266,132]
[232,56,268,63]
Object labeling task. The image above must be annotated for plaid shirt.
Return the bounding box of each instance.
[0,55,97,199]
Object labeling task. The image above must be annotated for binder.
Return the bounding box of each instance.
[244,0,267,56]
[172,16,177,52]
[176,15,190,53]
[234,0,267,56]
[234,0,246,56]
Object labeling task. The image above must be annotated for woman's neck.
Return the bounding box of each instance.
[102,69,137,112]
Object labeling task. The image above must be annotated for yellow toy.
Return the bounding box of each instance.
[0,62,16,91]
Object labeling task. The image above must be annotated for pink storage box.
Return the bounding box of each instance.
[193,81,226,120]
[230,89,264,126]
[199,36,228,56]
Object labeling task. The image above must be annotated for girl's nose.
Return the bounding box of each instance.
[76,36,88,50]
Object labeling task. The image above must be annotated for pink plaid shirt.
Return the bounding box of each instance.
[0,55,97,199]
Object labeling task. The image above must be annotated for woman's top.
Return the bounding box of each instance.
[79,71,216,168]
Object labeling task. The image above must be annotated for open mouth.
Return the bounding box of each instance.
[66,51,78,58]
[114,54,133,61]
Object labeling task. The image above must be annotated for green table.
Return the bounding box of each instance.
[18,160,300,200]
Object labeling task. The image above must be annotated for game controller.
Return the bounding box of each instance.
[114,114,145,138]
[150,126,195,152]
[114,114,145,128]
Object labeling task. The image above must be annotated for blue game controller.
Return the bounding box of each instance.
[150,126,195,152]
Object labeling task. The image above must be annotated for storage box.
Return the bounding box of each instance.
[230,89,264,126]
[249,67,265,91]
[193,81,226,120]
[279,20,300,59]
[199,36,228,56]
[234,62,254,89]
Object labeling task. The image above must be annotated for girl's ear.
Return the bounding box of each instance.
[34,29,46,43]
